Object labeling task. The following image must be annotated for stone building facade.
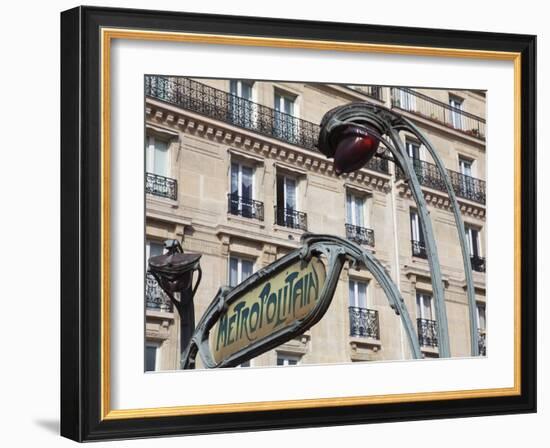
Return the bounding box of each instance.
[144,76,487,371]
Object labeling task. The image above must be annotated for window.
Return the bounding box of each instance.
[416,292,438,348]
[229,80,254,127]
[449,96,464,130]
[458,156,476,197]
[145,135,169,177]
[146,240,164,270]
[465,225,481,258]
[346,193,365,227]
[406,140,421,160]
[229,162,254,218]
[348,279,368,309]
[145,344,160,372]
[276,353,301,366]
[410,209,426,258]
[276,174,305,229]
[399,89,417,111]
[476,303,486,331]
[229,256,254,287]
[416,292,434,321]
[458,156,473,177]
[274,90,297,142]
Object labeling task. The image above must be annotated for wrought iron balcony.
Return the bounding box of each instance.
[349,307,380,339]
[390,87,486,139]
[396,158,486,204]
[145,172,177,200]
[470,254,486,273]
[146,273,173,312]
[411,239,427,259]
[477,328,487,356]
[478,329,487,356]
[345,223,375,246]
[145,75,389,174]
[417,318,438,347]
[227,194,264,221]
[274,206,307,231]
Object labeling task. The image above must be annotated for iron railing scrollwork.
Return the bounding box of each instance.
[417,318,438,347]
[390,87,486,139]
[145,172,178,200]
[349,306,380,339]
[274,206,307,231]
[470,254,486,273]
[145,75,389,174]
[478,329,487,356]
[227,194,264,221]
[396,158,486,204]
[411,239,427,259]
[345,224,375,247]
[146,272,173,312]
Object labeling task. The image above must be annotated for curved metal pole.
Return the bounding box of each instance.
[395,119,479,356]
[386,128,451,358]
[302,235,423,359]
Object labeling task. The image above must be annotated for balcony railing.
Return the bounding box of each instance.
[478,329,487,356]
[470,254,486,273]
[411,239,427,259]
[417,318,438,347]
[396,159,486,204]
[390,87,486,139]
[145,75,389,174]
[345,224,375,246]
[146,273,173,312]
[145,172,177,200]
[274,206,307,231]
[349,307,380,339]
[227,194,264,221]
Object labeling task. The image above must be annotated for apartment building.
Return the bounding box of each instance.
[143,76,487,371]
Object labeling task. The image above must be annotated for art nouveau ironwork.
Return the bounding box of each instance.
[317,102,479,357]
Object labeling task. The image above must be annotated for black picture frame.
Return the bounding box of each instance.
[61,5,536,442]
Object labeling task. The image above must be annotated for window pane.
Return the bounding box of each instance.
[229,257,239,287]
[285,177,296,209]
[423,295,432,320]
[230,163,239,195]
[241,82,253,100]
[355,196,364,227]
[230,80,238,95]
[241,259,253,281]
[145,346,157,371]
[151,242,164,258]
[357,282,367,309]
[348,280,356,307]
[477,305,486,329]
[346,194,353,224]
[241,166,253,200]
[153,140,168,176]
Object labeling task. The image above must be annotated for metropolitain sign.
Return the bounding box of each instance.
[210,257,326,365]
[181,234,420,369]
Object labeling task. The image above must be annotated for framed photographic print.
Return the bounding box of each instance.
[60,6,537,442]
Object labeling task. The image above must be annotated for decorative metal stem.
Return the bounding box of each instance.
[394,118,479,356]
[387,128,451,357]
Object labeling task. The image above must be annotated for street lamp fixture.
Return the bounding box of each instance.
[148,240,202,368]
